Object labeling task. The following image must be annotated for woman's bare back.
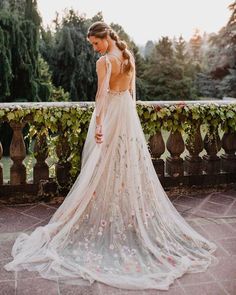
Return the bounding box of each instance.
[107,53,133,92]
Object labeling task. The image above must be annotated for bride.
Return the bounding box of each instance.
[4,22,218,290]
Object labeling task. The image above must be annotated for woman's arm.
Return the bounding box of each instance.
[95,56,107,126]
[94,55,110,144]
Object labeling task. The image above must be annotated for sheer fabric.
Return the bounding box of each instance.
[4,54,218,290]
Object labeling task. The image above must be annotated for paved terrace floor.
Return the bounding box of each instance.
[0,188,236,295]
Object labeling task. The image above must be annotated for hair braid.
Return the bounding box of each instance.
[109,29,132,73]
[87,22,133,73]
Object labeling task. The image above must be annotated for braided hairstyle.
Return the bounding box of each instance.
[87,21,133,73]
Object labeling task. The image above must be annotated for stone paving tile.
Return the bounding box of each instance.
[6,204,38,213]
[25,216,52,232]
[176,271,215,286]
[142,287,185,295]
[18,203,56,220]
[223,190,236,198]
[200,201,228,215]
[59,283,96,295]
[0,207,40,234]
[225,202,236,216]
[220,279,236,295]
[208,193,235,205]
[199,222,236,240]
[16,277,58,295]
[0,259,15,281]
[182,282,227,295]
[210,240,231,258]
[97,282,181,295]
[208,256,236,282]
[98,283,123,295]
[0,280,16,295]
[59,285,94,295]
[173,196,202,208]
[217,238,236,256]
[188,223,213,240]
[226,221,236,232]
[16,269,42,280]
[0,240,15,261]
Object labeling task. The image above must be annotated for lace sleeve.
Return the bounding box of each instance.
[129,54,136,102]
[95,55,111,120]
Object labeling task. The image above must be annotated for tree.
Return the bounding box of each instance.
[204,1,236,98]
[144,40,155,60]
[143,37,196,100]
[40,9,98,101]
[0,0,50,102]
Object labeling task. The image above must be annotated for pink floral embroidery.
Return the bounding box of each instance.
[167,256,176,266]
[101,220,107,227]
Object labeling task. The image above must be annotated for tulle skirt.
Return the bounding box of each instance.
[4,90,218,290]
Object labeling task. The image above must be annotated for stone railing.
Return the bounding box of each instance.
[0,101,236,203]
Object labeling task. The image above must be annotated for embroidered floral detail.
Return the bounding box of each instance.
[145,212,151,218]
[167,256,176,266]
[122,234,127,240]
[101,220,107,227]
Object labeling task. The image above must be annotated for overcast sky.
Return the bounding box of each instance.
[37,0,232,45]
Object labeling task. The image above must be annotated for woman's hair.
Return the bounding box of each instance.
[87,21,132,73]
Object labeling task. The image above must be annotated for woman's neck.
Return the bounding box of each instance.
[106,39,118,54]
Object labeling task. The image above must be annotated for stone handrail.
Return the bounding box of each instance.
[0,100,236,202]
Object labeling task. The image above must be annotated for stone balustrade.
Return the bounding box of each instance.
[0,100,236,202]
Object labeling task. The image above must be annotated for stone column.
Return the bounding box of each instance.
[185,124,203,175]
[33,132,49,184]
[166,130,185,177]
[55,134,71,187]
[0,140,3,185]
[9,121,26,185]
[149,131,165,178]
[203,128,222,174]
[221,131,236,173]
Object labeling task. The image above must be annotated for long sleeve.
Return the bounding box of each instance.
[95,55,111,122]
[129,54,136,103]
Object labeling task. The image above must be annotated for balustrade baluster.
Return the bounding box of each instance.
[33,132,49,183]
[55,134,71,187]
[203,128,222,174]
[0,140,3,185]
[9,122,26,185]
[221,131,236,173]
[185,124,203,175]
[149,131,165,178]
[166,130,185,177]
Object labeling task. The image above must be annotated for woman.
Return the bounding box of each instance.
[4,22,218,290]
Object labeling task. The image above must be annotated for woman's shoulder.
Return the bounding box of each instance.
[96,55,107,66]
[96,55,110,73]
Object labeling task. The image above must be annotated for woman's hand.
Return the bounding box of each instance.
[95,124,103,144]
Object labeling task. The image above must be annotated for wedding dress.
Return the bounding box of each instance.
[4,53,218,290]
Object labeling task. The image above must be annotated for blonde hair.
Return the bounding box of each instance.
[87,21,132,73]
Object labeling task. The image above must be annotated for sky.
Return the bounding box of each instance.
[37,0,233,45]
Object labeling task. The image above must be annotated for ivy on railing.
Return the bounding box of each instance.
[1,101,236,177]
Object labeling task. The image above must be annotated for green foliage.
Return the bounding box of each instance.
[0,0,50,102]
[40,9,98,102]
[1,102,236,176]
[205,2,236,98]
[143,37,197,100]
